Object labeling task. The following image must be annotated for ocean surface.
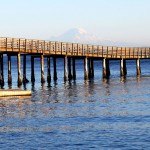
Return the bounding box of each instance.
[0,56,150,149]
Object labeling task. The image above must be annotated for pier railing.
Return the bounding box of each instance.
[0,37,150,59]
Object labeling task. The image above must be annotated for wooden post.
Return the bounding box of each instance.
[103,58,110,78]
[8,55,12,84]
[0,54,3,85]
[120,59,127,76]
[72,57,76,80]
[68,57,72,80]
[47,56,51,82]
[1,54,4,85]
[88,58,94,78]
[53,56,57,80]
[91,59,94,78]
[88,58,92,78]
[136,58,141,76]
[64,55,68,81]
[84,57,88,80]
[0,54,4,85]
[41,54,45,83]
[31,56,35,82]
[23,55,29,83]
[17,53,22,85]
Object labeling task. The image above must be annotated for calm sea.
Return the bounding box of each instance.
[0,56,150,149]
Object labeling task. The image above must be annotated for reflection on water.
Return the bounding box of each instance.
[0,59,150,149]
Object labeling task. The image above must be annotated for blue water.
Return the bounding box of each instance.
[0,56,150,149]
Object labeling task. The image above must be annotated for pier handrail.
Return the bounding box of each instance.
[0,37,149,59]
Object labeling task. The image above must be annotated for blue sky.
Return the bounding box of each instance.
[0,0,150,46]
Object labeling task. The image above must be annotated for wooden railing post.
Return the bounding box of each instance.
[107,46,108,58]
[49,41,51,54]
[112,47,113,58]
[12,38,14,51]
[116,47,118,58]
[6,38,8,51]
[25,39,27,52]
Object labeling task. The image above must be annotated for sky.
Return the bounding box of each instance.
[0,0,150,46]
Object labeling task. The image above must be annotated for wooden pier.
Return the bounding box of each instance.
[0,37,150,85]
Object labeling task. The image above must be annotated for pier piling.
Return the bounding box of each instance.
[8,55,12,84]
[0,54,4,85]
[103,58,110,78]
[47,56,51,82]
[41,55,45,83]
[88,58,94,78]
[23,55,29,83]
[120,59,127,76]
[64,55,68,81]
[136,59,141,76]
[72,57,76,80]
[31,56,35,82]
[68,57,72,80]
[17,53,22,85]
[53,57,57,80]
[84,57,88,80]
[0,55,2,85]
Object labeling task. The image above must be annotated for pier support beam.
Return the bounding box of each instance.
[1,55,4,85]
[84,57,88,80]
[17,53,22,85]
[136,58,141,76]
[68,57,72,80]
[103,58,110,78]
[31,56,35,82]
[47,56,51,82]
[64,55,68,81]
[8,55,12,84]
[23,55,29,83]
[88,58,94,79]
[41,55,45,83]
[53,57,57,80]
[91,59,94,78]
[120,59,127,76]
[72,57,76,80]
[0,54,4,85]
